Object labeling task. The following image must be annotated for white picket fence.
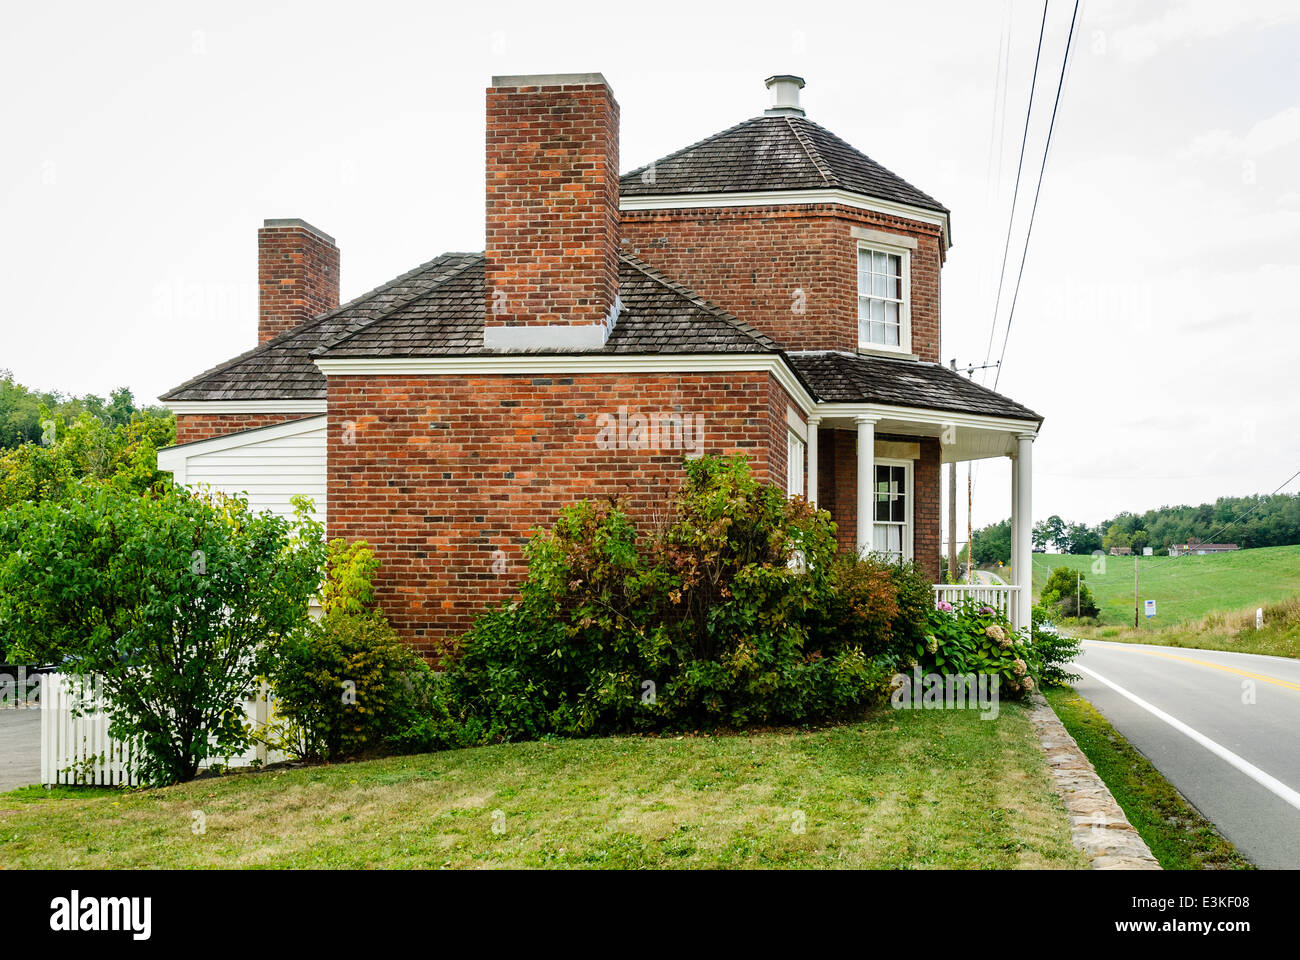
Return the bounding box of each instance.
[40,674,287,787]
[932,583,1022,627]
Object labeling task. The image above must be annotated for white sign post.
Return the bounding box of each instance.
[1144,599,1156,620]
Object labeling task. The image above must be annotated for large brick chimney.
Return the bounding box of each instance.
[257,218,340,344]
[484,73,620,351]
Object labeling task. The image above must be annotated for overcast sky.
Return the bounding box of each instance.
[2,0,1297,534]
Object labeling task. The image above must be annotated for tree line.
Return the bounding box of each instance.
[0,370,170,450]
[964,493,1300,565]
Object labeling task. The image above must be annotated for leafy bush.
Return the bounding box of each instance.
[440,456,910,741]
[267,540,436,761]
[922,599,1082,697]
[922,601,1038,698]
[1029,604,1082,686]
[0,482,324,784]
[807,555,931,668]
[1040,566,1100,619]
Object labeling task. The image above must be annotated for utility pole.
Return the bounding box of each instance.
[1134,555,1139,629]
[951,359,999,587]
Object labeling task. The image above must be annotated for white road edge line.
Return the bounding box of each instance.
[1073,661,1300,813]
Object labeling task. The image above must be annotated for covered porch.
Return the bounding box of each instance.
[800,405,1038,631]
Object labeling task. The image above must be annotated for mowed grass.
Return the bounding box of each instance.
[0,704,1085,869]
[1032,544,1300,629]
[1044,687,1252,870]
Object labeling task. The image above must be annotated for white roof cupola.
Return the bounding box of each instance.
[764,74,805,116]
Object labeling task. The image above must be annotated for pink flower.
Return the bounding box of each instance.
[937,601,954,613]
[979,605,995,615]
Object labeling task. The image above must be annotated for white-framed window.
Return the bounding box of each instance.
[787,430,806,498]
[871,458,913,562]
[857,243,910,351]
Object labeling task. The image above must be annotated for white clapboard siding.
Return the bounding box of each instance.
[157,415,327,524]
[40,674,287,787]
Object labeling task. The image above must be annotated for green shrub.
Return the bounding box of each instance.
[441,456,910,740]
[923,600,1037,698]
[267,539,437,761]
[1029,604,1081,686]
[1040,566,1100,619]
[269,609,425,761]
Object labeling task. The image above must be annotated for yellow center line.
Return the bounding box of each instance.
[1110,645,1300,692]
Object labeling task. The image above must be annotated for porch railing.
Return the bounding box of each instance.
[932,584,1022,628]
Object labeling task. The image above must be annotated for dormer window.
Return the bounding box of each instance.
[857,242,910,352]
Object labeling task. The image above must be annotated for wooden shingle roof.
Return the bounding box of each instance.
[620,115,948,214]
[160,252,779,402]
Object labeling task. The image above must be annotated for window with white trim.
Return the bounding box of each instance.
[787,430,806,498]
[857,245,908,350]
[871,460,912,562]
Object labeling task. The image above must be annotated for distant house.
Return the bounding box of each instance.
[1108,546,1133,556]
[1170,542,1239,557]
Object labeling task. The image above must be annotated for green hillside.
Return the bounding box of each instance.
[1031,544,1300,628]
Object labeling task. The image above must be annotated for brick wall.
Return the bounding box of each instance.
[914,438,942,582]
[175,412,315,445]
[258,220,339,344]
[621,203,943,359]
[485,78,620,330]
[326,370,781,656]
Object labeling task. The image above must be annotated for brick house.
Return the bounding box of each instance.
[157,73,1042,656]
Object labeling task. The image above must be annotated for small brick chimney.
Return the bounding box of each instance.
[484,73,621,351]
[257,218,340,344]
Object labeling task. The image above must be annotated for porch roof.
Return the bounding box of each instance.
[787,351,1041,424]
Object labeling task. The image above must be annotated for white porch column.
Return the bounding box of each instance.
[806,415,821,507]
[1010,456,1020,580]
[1014,433,1034,630]
[855,417,877,557]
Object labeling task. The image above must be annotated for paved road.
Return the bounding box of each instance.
[0,708,41,792]
[1072,639,1300,869]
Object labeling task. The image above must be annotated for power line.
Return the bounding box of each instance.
[982,0,1049,377]
[994,0,1081,391]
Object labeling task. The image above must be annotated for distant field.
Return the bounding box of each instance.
[1031,544,1300,629]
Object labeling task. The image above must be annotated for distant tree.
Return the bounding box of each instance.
[1033,514,1066,551]
[1102,524,1131,553]
[971,518,1012,565]
[1130,529,1150,555]
[1040,566,1100,620]
[0,372,168,450]
[0,409,174,509]
[1064,522,1101,555]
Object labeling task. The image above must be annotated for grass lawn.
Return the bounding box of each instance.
[1032,544,1300,628]
[1044,687,1252,870]
[0,703,1085,869]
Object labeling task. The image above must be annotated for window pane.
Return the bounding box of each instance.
[892,495,905,522]
[888,254,901,277]
[885,301,898,325]
[872,273,885,296]
[858,297,870,321]
[885,321,899,346]
[871,299,884,322]
[873,251,886,273]
[892,466,905,488]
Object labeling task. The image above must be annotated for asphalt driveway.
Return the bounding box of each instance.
[0,708,41,792]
